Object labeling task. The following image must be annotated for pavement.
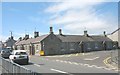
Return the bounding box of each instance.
[103,50,119,72]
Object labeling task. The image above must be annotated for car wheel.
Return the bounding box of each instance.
[26,58,29,64]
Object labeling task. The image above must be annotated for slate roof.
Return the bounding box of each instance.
[88,36,112,41]
[57,35,93,42]
[30,34,49,43]
[15,34,49,45]
[15,40,26,45]
[15,39,22,45]
[57,35,112,42]
[15,34,113,45]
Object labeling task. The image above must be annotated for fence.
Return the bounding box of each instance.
[1,57,40,75]
[0,57,2,74]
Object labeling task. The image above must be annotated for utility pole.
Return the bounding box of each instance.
[84,26,87,31]
[25,29,26,35]
[10,31,12,37]
[35,27,36,32]
[11,31,12,37]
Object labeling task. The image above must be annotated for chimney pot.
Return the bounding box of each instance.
[50,27,53,34]
[59,29,62,35]
[24,34,29,40]
[34,31,39,38]
[19,37,22,41]
[84,30,88,37]
[103,31,107,37]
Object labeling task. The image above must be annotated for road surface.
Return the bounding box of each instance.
[22,50,118,74]
[0,50,119,75]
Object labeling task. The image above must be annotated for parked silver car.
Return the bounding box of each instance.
[1,49,12,59]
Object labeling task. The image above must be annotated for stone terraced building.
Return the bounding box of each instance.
[14,27,119,56]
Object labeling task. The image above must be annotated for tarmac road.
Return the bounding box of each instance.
[22,50,118,74]
[0,50,118,74]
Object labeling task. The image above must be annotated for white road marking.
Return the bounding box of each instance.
[34,64,40,67]
[75,53,79,56]
[91,65,97,67]
[60,55,65,57]
[103,67,112,70]
[45,52,92,58]
[82,53,92,55]
[65,55,71,57]
[94,66,105,69]
[87,65,94,68]
[92,65,106,69]
[79,63,83,65]
[83,64,90,66]
[56,60,60,62]
[43,58,116,72]
[73,62,79,65]
[51,68,68,73]
[64,61,68,63]
[84,57,99,61]
[82,53,85,55]
[68,61,73,64]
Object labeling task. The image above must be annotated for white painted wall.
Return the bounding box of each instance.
[108,29,120,47]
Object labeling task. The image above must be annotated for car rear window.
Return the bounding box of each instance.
[15,52,27,55]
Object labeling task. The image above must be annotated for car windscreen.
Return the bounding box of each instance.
[15,52,27,55]
[5,50,10,53]
[1,48,11,53]
[2,48,11,51]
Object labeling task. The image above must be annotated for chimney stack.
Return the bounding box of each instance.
[103,31,107,37]
[59,29,62,35]
[34,31,39,38]
[24,34,29,40]
[19,37,22,41]
[84,30,88,37]
[50,27,53,34]
[11,36,13,39]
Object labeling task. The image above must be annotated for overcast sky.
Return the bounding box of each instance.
[0,0,119,41]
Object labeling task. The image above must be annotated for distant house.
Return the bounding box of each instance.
[14,27,119,56]
[4,36,16,49]
[108,28,120,48]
